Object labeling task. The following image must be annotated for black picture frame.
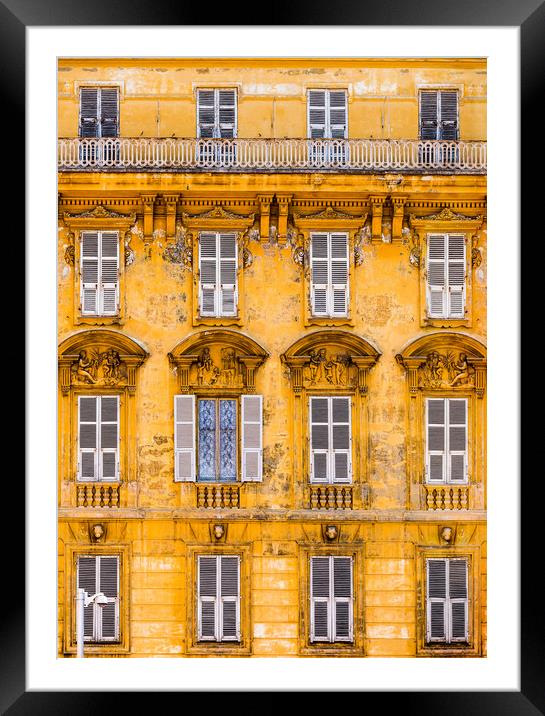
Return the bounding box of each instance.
[7,0,536,711]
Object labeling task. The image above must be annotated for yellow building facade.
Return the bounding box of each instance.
[57,58,487,657]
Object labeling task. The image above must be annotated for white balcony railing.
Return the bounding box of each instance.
[58,138,486,173]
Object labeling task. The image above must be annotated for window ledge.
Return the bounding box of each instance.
[193,316,243,328]
[305,317,354,328]
[75,315,123,326]
[300,643,364,657]
[422,317,471,329]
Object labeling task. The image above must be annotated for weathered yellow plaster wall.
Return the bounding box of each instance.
[58,58,486,658]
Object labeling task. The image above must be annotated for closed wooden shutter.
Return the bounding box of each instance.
[197,89,237,139]
[219,233,237,316]
[100,396,119,481]
[308,90,327,139]
[241,395,263,482]
[311,233,349,317]
[448,399,467,483]
[81,231,119,316]
[79,88,119,138]
[174,395,196,481]
[427,234,446,317]
[77,555,119,642]
[199,233,238,317]
[420,90,458,140]
[197,555,240,642]
[310,397,352,484]
[310,556,353,643]
[426,398,446,483]
[447,235,466,318]
[199,233,218,315]
[427,558,468,643]
[328,91,348,139]
[79,396,98,481]
[308,90,347,139]
[426,398,468,484]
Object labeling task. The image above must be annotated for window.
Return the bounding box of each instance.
[199,232,238,317]
[80,231,119,316]
[426,558,468,644]
[197,89,237,138]
[419,90,458,141]
[78,395,119,482]
[310,556,353,643]
[310,233,349,317]
[426,398,467,484]
[79,88,119,138]
[307,89,347,139]
[174,394,262,483]
[197,555,240,642]
[427,234,465,318]
[77,555,119,642]
[310,396,351,484]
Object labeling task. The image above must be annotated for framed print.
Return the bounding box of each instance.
[10,2,537,712]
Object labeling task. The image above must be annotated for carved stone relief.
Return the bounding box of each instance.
[71,348,128,386]
[305,349,352,387]
[418,351,474,389]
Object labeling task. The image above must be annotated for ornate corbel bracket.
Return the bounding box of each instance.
[163,194,180,242]
[369,195,387,241]
[141,194,157,259]
[350,356,379,395]
[275,194,293,245]
[390,195,408,242]
[64,230,76,266]
[162,222,193,269]
[257,194,274,242]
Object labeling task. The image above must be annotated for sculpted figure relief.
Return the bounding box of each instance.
[418,350,474,389]
[72,350,98,384]
[71,348,127,385]
[196,347,220,386]
[305,349,350,386]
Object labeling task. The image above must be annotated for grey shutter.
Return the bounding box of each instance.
[98,556,119,641]
[427,234,446,317]
[447,235,465,318]
[100,396,119,481]
[333,556,353,642]
[197,90,216,138]
[448,399,467,483]
[448,559,468,641]
[79,396,98,481]
[331,397,351,483]
[174,395,196,481]
[328,91,348,139]
[426,399,446,483]
[311,234,329,316]
[220,556,240,641]
[310,556,330,641]
[427,558,447,642]
[99,88,119,138]
[310,397,329,483]
[198,556,218,640]
[77,556,97,639]
[330,233,348,316]
[81,232,99,314]
[79,88,99,138]
[199,233,218,315]
[218,89,237,139]
[100,232,119,315]
[439,91,458,140]
[219,233,237,316]
[420,91,438,140]
[241,395,263,482]
[308,90,327,139]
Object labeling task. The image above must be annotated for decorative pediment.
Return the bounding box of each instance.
[58,330,148,395]
[292,204,368,232]
[281,330,381,394]
[181,206,256,231]
[62,205,137,231]
[409,207,484,232]
[396,332,486,397]
[168,329,269,393]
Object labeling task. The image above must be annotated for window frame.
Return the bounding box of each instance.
[197,554,241,643]
[418,88,459,141]
[80,230,120,318]
[308,395,353,485]
[76,554,120,643]
[196,87,238,139]
[426,232,467,320]
[77,394,120,483]
[198,231,239,318]
[309,231,350,318]
[196,396,239,484]
[425,397,469,486]
[78,86,120,139]
[309,555,354,643]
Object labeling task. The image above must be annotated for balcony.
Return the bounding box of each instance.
[58,138,486,174]
[309,484,354,509]
[424,485,470,511]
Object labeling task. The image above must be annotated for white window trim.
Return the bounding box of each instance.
[310,232,349,318]
[78,395,120,482]
[307,89,348,139]
[198,232,238,318]
[426,558,469,644]
[425,398,468,485]
[197,555,241,642]
[426,233,466,319]
[80,230,120,317]
[310,555,354,643]
[196,88,238,139]
[309,396,352,485]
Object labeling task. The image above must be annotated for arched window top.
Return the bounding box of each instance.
[281,330,381,395]
[168,329,269,394]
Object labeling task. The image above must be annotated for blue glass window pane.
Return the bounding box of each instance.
[219,400,237,482]
[198,400,216,482]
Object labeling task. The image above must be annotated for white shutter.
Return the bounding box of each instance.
[241,395,263,482]
[77,556,97,639]
[174,395,196,482]
[198,555,240,642]
[218,90,237,139]
[310,556,353,643]
[328,91,348,139]
[330,233,348,316]
[310,233,329,316]
[219,233,237,316]
[331,397,351,483]
[310,397,329,483]
[100,232,119,315]
[198,556,218,640]
[97,556,120,641]
[448,399,468,483]
[78,396,98,481]
[427,558,447,642]
[100,396,119,481]
[333,557,353,642]
[310,556,331,641]
[197,90,216,138]
[447,235,466,318]
[220,556,240,641]
[81,232,99,314]
[426,398,446,483]
[427,558,468,644]
[197,89,237,138]
[308,90,327,139]
[427,234,446,317]
[199,233,218,316]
